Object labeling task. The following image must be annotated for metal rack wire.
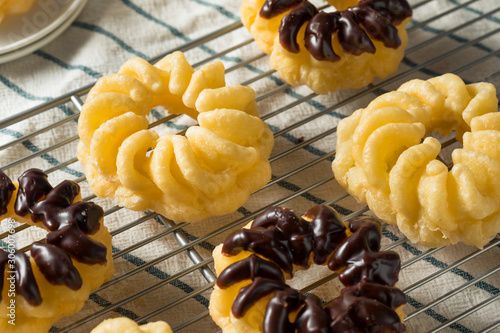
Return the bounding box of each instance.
[1,0,500,332]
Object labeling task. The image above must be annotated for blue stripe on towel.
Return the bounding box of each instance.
[0,75,75,117]
[34,50,102,79]
[0,127,84,178]
[449,0,500,25]
[113,245,211,308]
[89,293,140,320]
[383,228,500,296]
[72,21,148,59]
[119,0,242,63]
[406,295,475,333]
[120,0,189,43]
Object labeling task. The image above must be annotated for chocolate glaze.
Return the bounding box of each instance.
[0,169,15,215]
[222,227,294,274]
[29,180,79,229]
[303,204,346,265]
[294,295,330,333]
[0,251,8,301]
[14,169,52,217]
[31,242,82,290]
[0,250,43,305]
[216,254,284,288]
[46,225,109,264]
[353,6,401,48]
[258,0,412,61]
[327,281,406,332]
[222,205,345,273]
[0,168,107,305]
[338,10,377,55]
[347,279,407,309]
[359,0,412,25]
[253,206,313,268]
[328,217,401,286]
[279,2,318,53]
[260,0,303,19]
[263,288,304,332]
[219,205,406,332]
[232,277,288,318]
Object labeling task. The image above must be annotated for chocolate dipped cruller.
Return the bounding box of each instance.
[0,169,114,333]
[241,0,412,94]
[209,204,406,333]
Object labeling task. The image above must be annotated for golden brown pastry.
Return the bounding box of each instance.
[333,73,500,248]
[0,168,114,333]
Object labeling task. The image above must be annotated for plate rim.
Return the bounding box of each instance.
[0,0,88,55]
[0,0,88,64]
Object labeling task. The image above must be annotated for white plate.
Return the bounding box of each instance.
[0,0,88,63]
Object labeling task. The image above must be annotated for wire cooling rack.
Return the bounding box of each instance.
[1,0,500,332]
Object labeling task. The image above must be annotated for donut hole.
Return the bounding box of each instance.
[320,5,338,13]
[147,106,198,136]
[287,264,344,301]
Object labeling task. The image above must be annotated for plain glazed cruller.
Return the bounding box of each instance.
[0,169,114,333]
[241,0,412,94]
[91,317,172,333]
[78,51,274,223]
[210,204,406,333]
[333,73,500,248]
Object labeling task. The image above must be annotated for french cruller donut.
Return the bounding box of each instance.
[0,168,114,333]
[333,73,500,248]
[78,51,274,223]
[210,204,407,332]
[241,0,413,94]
